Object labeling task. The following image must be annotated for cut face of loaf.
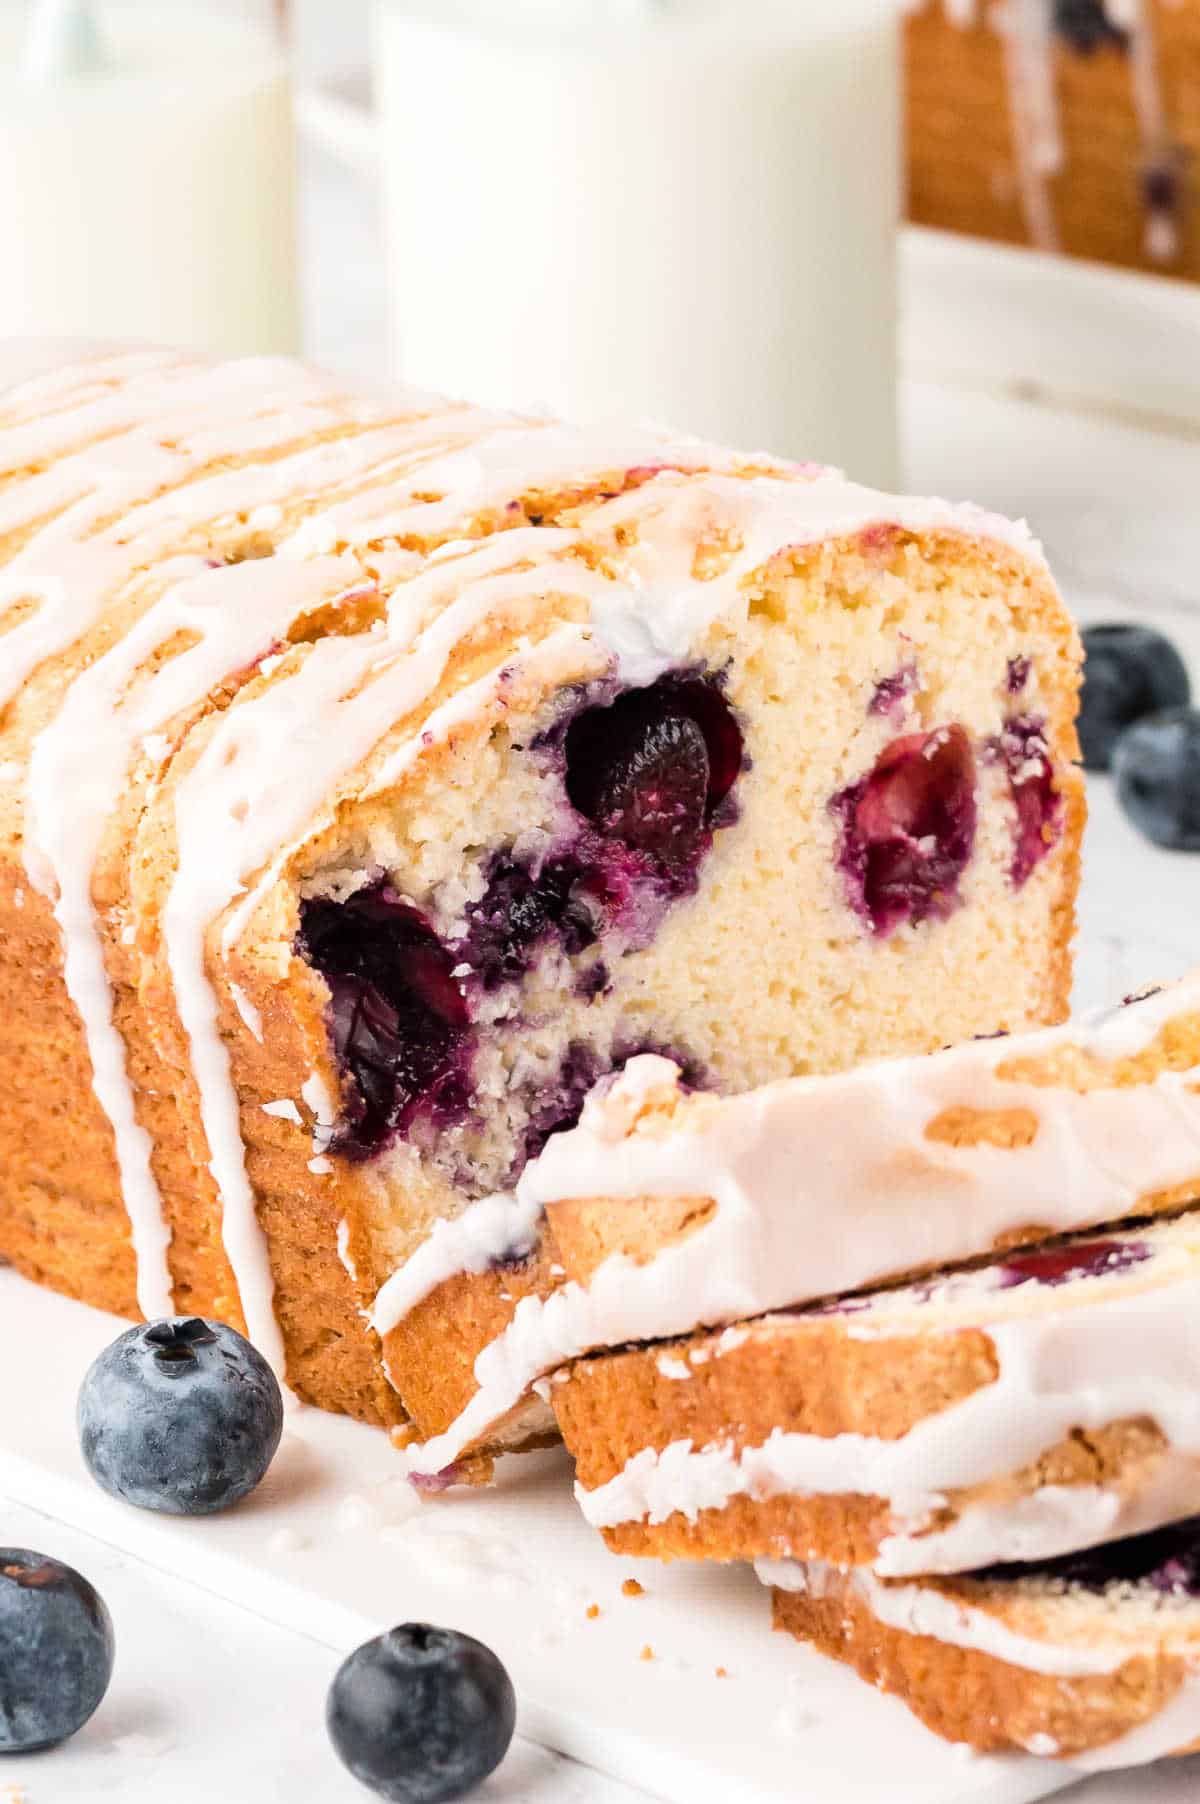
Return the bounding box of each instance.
[396,973,1200,1473]
[763,1515,1200,1765]
[0,343,1081,1442]
[557,1207,1200,1576]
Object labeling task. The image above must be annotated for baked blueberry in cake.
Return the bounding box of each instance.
[0,343,1082,1463]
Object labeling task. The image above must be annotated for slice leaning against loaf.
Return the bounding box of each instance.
[390,972,1200,1475]
[556,1209,1200,1575]
[761,1516,1200,1766]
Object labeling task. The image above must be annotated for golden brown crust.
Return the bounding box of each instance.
[772,1574,1196,1760]
[552,1295,1191,1569]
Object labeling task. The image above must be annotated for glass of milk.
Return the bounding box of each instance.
[372,0,900,483]
[0,0,299,354]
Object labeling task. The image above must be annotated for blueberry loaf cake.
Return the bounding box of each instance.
[396,972,1200,1473]
[0,342,1082,1445]
[764,1518,1200,1765]
[556,1206,1200,1576]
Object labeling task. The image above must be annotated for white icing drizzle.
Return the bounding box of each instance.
[876,1458,1200,1576]
[11,377,497,1339]
[0,344,190,425]
[575,1256,1200,1572]
[395,975,1200,1472]
[300,1071,337,1147]
[757,1558,1129,1678]
[229,984,263,1043]
[262,1100,303,1124]
[23,553,362,1322]
[1000,0,1063,253]
[1118,0,1178,262]
[370,1190,542,1334]
[0,360,377,712]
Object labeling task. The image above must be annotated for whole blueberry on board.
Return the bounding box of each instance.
[77,1317,283,1515]
[1078,623,1191,771]
[1112,708,1200,850]
[327,1623,516,1803]
[0,1550,114,1752]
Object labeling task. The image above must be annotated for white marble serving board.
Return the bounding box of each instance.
[0,769,1196,1804]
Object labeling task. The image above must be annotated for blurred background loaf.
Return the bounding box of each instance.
[906,0,1200,280]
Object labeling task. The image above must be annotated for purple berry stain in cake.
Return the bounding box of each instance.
[831,725,977,935]
[300,673,738,1163]
[1005,655,1031,696]
[462,855,600,991]
[869,663,918,718]
[987,714,1063,887]
[997,1237,1150,1291]
[978,1514,1200,1596]
[519,1042,607,1168]
[297,886,472,1159]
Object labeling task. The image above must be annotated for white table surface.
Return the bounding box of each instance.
[6,22,1200,1794]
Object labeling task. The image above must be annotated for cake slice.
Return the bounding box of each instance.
[0,343,1083,1449]
[555,1208,1200,1575]
[394,971,1200,1473]
[762,1517,1200,1766]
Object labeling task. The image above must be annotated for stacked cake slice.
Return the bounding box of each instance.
[401,969,1200,1474]
[538,970,1200,1766]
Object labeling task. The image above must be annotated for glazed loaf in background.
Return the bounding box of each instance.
[0,343,1082,1449]
[906,0,1200,281]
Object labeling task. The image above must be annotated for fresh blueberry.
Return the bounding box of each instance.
[1078,624,1191,771]
[0,1550,114,1752]
[327,1623,516,1803]
[77,1317,284,1515]
[1112,707,1200,850]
